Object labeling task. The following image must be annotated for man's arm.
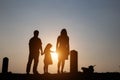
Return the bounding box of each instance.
[40,45,43,55]
[39,39,43,55]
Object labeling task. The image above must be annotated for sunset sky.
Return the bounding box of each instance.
[0,0,120,73]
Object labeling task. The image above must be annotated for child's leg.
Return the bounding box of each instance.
[46,65,48,73]
[44,64,47,73]
[44,65,45,73]
[44,64,49,73]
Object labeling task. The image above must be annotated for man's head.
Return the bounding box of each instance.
[34,30,39,37]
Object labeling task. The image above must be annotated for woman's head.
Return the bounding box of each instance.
[60,28,67,36]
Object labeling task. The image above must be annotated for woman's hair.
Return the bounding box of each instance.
[60,28,67,36]
[44,43,52,53]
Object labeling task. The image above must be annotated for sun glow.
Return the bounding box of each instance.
[51,51,58,61]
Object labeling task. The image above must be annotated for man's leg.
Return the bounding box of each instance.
[33,54,39,74]
[26,54,33,74]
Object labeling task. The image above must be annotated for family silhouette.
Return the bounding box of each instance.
[26,29,70,74]
[1,29,119,80]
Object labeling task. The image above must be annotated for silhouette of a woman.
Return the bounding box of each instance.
[56,28,70,73]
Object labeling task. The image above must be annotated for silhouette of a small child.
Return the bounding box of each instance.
[43,43,53,74]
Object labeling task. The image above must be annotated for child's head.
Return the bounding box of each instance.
[46,43,52,49]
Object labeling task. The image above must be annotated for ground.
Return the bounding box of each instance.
[0,72,120,80]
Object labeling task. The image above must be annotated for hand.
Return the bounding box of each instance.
[41,53,44,55]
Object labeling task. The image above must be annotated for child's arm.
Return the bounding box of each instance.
[50,51,56,53]
[41,52,44,55]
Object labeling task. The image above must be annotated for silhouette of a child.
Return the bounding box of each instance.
[43,43,53,74]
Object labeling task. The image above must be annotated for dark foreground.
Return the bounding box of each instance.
[0,72,120,80]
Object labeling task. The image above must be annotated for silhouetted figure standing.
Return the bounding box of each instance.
[26,30,43,74]
[56,29,70,73]
[43,43,53,74]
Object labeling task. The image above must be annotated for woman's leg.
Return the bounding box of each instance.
[61,60,65,73]
[57,60,61,73]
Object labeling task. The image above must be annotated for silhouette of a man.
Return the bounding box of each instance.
[26,30,43,74]
[56,29,70,73]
